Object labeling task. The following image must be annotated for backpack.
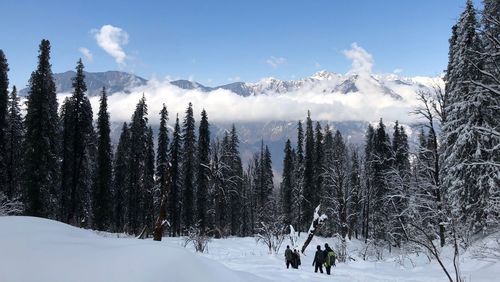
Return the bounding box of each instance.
[324,251,336,267]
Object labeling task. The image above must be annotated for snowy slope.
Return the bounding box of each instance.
[2,217,497,282]
[0,217,266,282]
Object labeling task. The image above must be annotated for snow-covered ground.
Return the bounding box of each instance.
[1,216,499,282]
[0,217,264,282]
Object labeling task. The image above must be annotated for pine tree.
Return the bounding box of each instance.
[230,125,244,235]
[196,109,210,233]
[323,130,349,238]
[143,126,156,230]
[321,124,333,235]
[386,121,411,246]
[442,0,496,232]
[211,137,228,236]
[254,140,274,225]
[0,50,9,193]
[5,86,23,200]
[169,115,182,236]
[371,119,391,240]
[313,121,324,211]
[127,95,149,234]
[59,59,94,225]
[302,111,315,230]
[362,124,375,239]
[280,139,294,227]
[477,0,500,225]
[292,120,304,231]
[181,102,196,231]
[92,88,112,230]
[113,122,130,232]
[156,104,169,210]
[24,40,60,218]
[240,166,254,236]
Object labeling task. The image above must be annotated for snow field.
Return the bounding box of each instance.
[1,216,499,282]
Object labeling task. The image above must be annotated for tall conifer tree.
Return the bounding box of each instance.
[24,40,60,217]
[92,88,112,230]
[196,109,210,233]
[0,50,9,193]
[181,103,196,231]
[6,86,23,200]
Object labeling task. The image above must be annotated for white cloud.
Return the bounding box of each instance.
[315,62,321,68]
[79,47,93,62]
[343,43,373,77]
[93,25,129,66]
[81,78,419,126]
[266,56,287,68]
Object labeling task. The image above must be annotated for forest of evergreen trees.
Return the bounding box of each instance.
[0,2,498,271]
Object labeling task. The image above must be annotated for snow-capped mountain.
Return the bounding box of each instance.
[20,71,148,96]
[20,70,438,99]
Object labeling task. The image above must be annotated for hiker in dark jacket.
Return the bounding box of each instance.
[284,245,293,269]
[323,243,336,275]
[292,249,301,269]
[312,245,324,273]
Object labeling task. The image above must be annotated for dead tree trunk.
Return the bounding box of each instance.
[153,163,172,241]
[301,205,327,254]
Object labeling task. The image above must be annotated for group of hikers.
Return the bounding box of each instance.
[284,243,336,275]
[284,246,302,269]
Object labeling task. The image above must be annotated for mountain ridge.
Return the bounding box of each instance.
[19,70,441,99]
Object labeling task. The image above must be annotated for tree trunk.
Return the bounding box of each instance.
[301,205,327,254]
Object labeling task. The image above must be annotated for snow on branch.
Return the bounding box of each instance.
[0,192,23,216]
[301,205,327,254]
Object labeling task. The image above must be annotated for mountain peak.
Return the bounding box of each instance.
[311,70,338,80]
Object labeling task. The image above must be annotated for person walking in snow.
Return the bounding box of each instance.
[292,249,301,269]
[323,243,336,275]
[312,245,324,273]
[285,245,293,269]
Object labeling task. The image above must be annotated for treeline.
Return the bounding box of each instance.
[278,114,412,246]
[277,0,499,269]
[0,40,277,237]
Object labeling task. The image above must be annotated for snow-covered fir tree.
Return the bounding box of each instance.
[442,0,499,233]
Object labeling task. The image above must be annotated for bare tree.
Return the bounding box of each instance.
[255,216,286,254]
[412,87,447,247]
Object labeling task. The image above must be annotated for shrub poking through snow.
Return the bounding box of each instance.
[184,225,211,253]
[256,219,287,254]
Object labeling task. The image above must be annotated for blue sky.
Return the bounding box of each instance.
[0,0,481,88]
